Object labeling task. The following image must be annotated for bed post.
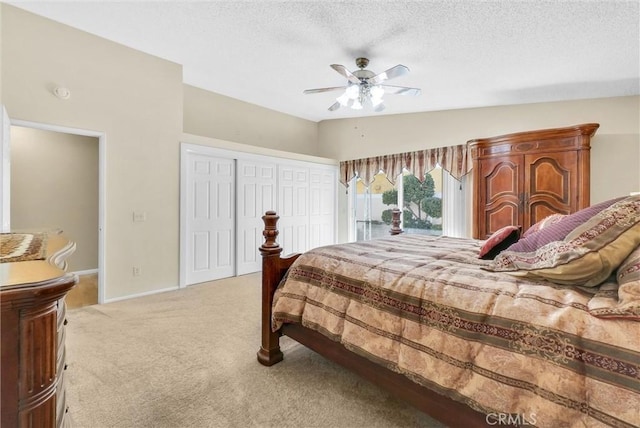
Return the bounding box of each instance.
[390,208,403,235]
[257,211,284,366]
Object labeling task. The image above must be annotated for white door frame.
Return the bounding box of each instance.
[9,118,107,304]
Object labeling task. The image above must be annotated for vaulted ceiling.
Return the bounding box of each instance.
[9,1,640,122]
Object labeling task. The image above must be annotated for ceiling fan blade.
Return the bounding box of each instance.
[330,64,361,84]
[374,102,386,113]
[381,85,421,96]
[328,101,341,111]
[369,64,410,85]
[303,86,347,94]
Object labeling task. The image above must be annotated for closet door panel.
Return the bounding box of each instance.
[309,167,336,249]
[185,154,235,284]
[279,165,309,255]
[237,160,277,275]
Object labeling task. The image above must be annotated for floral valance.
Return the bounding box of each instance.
[339,144,471,186]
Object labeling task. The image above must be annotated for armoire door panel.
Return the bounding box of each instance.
[528,201,570,225]
[476,155,523,237]
[524,151,577,228]
[483,160,520,204]
[526,152,576,205]
[485,202,520,236]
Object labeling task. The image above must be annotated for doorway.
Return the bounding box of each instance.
[7,119,106,304]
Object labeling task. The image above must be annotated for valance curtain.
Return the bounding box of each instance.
[339,144,471,186]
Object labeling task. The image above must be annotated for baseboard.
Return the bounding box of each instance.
[72,268,99,276]
[103,286,180,304]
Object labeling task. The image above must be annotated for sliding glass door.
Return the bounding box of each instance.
[350,166,467,241]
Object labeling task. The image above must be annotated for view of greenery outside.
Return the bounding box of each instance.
[355,172,396,241]
[382,172,443,235]
[354,168,443,241]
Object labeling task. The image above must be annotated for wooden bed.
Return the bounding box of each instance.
[257,201,640,427]
[257,210,493,427]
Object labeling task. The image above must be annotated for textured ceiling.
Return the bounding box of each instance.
[8,1,640,122]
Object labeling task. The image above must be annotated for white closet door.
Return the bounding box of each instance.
[309,167,336,249]
[236,160,277,275]
[185,153,235,284]
[278,164,309,254]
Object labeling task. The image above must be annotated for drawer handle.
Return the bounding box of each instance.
[64,364,68,371]
[64,319,68,326]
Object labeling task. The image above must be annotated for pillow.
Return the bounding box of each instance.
[522,213,565,239]
[505,196,625,254]
[588,245,640,320]
[488,195,640,287]
[478,225,520,260]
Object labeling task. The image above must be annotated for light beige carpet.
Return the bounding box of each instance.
[65,273,445,428]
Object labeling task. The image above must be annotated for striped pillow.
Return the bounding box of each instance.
[506,197,625,253]
[589,245,640,320]
[489,195,640,287]
[522,213,565,239]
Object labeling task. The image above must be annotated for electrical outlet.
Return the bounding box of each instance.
[132,266,142,276]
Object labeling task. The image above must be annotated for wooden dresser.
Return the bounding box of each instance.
[468,123,599,239]
[1,232,77,428]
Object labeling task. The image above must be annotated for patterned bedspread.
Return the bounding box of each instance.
[272,234,640,427]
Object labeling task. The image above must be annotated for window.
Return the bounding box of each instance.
[352,171,397,241]
[349,166,466,242]
[341,144,470,241]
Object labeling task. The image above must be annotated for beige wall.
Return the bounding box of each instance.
[183,85,319,156]
[2,5,183,300]
[10,126,98,272]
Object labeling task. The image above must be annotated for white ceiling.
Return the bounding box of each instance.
[8,1,640,123]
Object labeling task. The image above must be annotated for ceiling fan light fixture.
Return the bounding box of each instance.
[305,58,421,112]
[371,96,384,108]
[346,84,359,98]
[336,92,351,106]
[370,85,384,99]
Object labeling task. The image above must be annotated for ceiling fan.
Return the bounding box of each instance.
[303,57,421,112]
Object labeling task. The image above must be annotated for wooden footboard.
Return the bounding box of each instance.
[257,210,493,427]
[256,211,301,366]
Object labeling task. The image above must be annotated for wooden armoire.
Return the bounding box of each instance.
[468,123,599,239]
